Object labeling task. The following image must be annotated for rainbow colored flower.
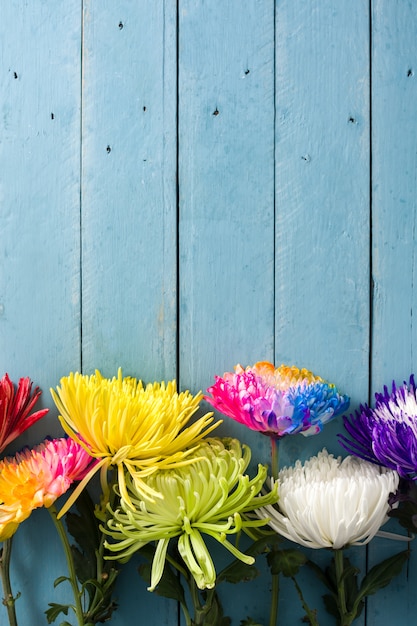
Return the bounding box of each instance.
[0,437,95,540]
[339,375,417,480]
[206,361,349,439]
[0,373,49,454]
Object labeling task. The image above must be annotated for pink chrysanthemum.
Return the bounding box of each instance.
[0,437,96,540]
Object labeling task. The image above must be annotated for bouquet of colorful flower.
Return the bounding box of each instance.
[0,374,116,626]
[206,362,410,626]
[1,368,220,626]
[52,370,280,625]
[0,364,413,626]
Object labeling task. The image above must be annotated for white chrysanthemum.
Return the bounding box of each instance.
[257,448,399,549]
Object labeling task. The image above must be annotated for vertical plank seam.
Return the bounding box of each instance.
[80,0,85,373]
[273,0,277,361]
[365,2,373,623]
[176,0,180,391]
[368,0,374,408]
[175,2,181,625]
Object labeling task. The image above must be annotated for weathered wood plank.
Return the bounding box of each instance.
[367,2,417,624]
[0,1,82,623]
[371,0,417,388]
[80,2,178,624]
[178,0,275,429]
[178,1,275,623]
[0,1,82,438]
[81,0,177,384]
[274,2,370,624]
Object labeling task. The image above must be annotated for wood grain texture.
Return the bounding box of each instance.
[0,1,83,623]
[275,0,370,407]
[178,0,275,419]
[0,1,82,434]
[367,1,417,624]
[371,0,417,388]
[81,0,177,383]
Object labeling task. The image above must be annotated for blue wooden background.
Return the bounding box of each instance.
[0,1,416,624]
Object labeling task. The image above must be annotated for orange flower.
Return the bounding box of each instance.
[0,438,95,540]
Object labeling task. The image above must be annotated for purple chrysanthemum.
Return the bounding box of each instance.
[339,375,417,480]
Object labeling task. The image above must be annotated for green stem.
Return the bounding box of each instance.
[291,575,320,626]
[0,538,19,626]
[269,436,280,626]
[47,505,85,626]
[179,599,193,626]
[87,476,118,618]
[168,555,219,626]
[271,437,279,481]
[189,577,217,626]
[164,553,193,626]
[269,573,280,626]
[165,553,190,580]
[334,549,352,626]
[190,577,203,624]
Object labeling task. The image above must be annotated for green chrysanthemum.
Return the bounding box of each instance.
[104,437,278,590]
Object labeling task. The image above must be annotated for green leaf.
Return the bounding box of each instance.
[217,560,260,584]
[351,599,365,622]
[389,501,417,533]
[59,622,73,626]
[65,489,102,586]
[45,603,71,624]
[70,543,96,585]
[217,532,282,584]
[63,487,120,624]
[340,564,360,586]
[199,590,231,626]
[137,543,186,604]
[137,543,158,561]
[306,559,333,592]
[358,551,408,600]
[240,618,263,626]
[327,554,362,617]
[65,489,100,555]
[267,548,307,577]
[81,578,104,602]
[244,531,282,557]
[322,593,340,620]
[53,576,70,589]
[138,561,186,604]
[308,555,364,622]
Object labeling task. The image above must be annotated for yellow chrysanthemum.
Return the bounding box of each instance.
[104,437,279,591]
[51,369,219,516]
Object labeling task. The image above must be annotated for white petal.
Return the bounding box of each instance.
[257,449,399,549]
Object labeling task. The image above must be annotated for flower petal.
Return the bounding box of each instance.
[206,362,349,439]
[257,449,399,549]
